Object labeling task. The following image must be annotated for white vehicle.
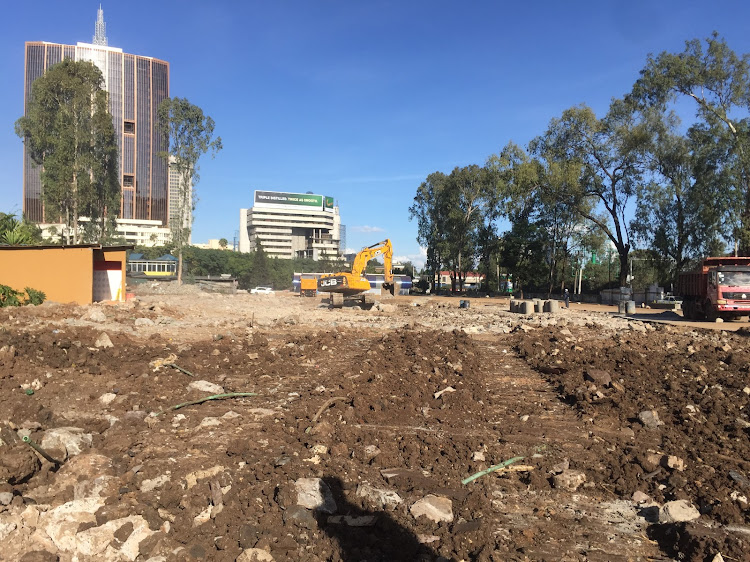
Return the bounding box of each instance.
[251,287,274,295]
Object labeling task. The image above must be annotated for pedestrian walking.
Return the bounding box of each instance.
[564,288,570,308]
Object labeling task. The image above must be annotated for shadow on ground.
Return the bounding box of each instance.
[317,476,441,562]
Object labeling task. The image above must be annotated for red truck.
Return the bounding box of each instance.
[677,257,750,321]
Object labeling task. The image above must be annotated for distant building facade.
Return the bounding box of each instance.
[22,8,170,244]
[239,191,341,260]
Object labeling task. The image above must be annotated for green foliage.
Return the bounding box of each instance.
[409,165,497,292]
[0,212,43,245]
[0,285,22,307]
[24,287,46,306]
[0,285,45,307]
[15,59,120,243]
[631,32,750,253]
[157,97,222,283]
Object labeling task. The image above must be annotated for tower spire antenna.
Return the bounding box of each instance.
[93,5,108,46]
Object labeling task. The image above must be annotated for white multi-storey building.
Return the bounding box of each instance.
[239,191,341,260]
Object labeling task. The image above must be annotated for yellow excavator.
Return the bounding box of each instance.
[317,239,396,308]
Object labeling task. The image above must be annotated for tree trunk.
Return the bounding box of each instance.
[619,251,629,287]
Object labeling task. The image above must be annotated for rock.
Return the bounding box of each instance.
[0,492,13,505]
[237,548,275,561]
[638,410,664,429]
[659,499,700,523]
[295,478,336,514]
[552,470,587,491]
[99,393,117,405]
[76,515,155,560]
[356,484,403,509]
[282,505,317,529]
[472,451,486,462]
[0,521,17,541]
[584,368,612,387]
[549,459,569,474]
[363,445,381,461]
[95,333,113,348]
[140,475,170,493]
[85,309,107,322]
[311,444,328,455]
[665,455,686,472]
[632,490,651,504]
[39,497,105,552]
[409,495,453,523]
[41,427,93,459]
[187,380,224,394]
[185,465,225,489]
[711,553,725,562]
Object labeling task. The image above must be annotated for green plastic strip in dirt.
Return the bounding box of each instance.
[166,363,195,377]
[22,435,62,465]
[461,456,525,485]
[157,392,258,416]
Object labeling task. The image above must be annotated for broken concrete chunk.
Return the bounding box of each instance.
[237,549,275,562]
[659,499,700,523]
[295,477,336,514]
[409,495,453,523]
[362,445,381,461]
[85,309,107,322]
[41,427,93,459]
[95,332,113,348]
[638,410,664,429]
[552,469,586,491]
[188,380,225,394]
[356,483,403,509]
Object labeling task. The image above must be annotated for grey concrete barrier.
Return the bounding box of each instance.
[545,299,559,313]
[625,300,636,315]
[520,300,533,314]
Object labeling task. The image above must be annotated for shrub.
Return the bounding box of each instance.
[0,285,46,307]
[0,285,22,307]
[25,287,46,306]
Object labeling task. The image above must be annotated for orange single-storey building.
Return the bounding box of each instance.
[0,245,132,305]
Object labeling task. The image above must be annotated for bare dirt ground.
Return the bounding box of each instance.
[0,285,749,562]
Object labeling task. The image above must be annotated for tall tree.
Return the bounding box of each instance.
[631,32,750,253]
[158,97,222,283]
[630,109,727,282]
[15,59,119,243]
[532,101,648,286]
[409,172,450,292]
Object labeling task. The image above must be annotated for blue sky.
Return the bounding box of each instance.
[2,1,750,266]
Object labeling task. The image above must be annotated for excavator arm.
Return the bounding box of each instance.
[317,239,397,300]
[351,239,393,284]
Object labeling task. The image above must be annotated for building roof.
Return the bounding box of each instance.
[0,244,134,251]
